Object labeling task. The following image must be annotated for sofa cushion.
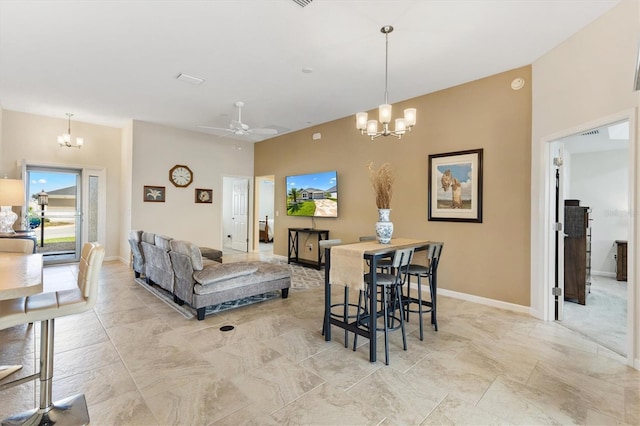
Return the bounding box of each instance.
[141,232,155,244]
[193,262,290,295]
[170,239,205,271]
[194,262,259,285]
[154,234,172,251]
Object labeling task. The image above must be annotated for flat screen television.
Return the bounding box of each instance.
[286,170,338,217]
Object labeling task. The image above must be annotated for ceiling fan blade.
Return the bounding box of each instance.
[250,128,278,135]
[230,120,249,131]
[198,125,233,132]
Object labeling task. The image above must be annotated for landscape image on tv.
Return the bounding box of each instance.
[286,170,338,217]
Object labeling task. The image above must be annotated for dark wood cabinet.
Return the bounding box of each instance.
[616,240,627,281]
[564,204,590,305]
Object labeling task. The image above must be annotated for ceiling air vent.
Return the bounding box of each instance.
[580,129,599,136]
[292,0,313,7]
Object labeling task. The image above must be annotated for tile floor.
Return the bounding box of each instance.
[1,253,639,425]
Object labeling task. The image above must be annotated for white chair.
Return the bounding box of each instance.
[0,238,35,254]
[0,242,105,425]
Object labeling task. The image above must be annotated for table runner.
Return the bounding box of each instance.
[329,238,422,291]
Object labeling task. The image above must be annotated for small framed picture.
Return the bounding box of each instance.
[195,188,213,204]
[428,148,483,222]
[143,186,165,202]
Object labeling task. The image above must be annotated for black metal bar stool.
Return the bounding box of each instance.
[403,242,443,339]
[321,239,364,348]
[353,248,414,365]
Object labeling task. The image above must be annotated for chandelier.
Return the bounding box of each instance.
[356,25,416,140]
[58,113,84,148]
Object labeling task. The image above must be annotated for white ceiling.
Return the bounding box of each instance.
[0,0,621,141]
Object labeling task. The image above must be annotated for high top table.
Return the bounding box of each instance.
[0,253,43,381]
[323,238,431,363]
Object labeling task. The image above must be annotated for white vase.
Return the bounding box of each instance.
[376,208,393,244]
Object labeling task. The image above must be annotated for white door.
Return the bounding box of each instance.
[231,178,249,252]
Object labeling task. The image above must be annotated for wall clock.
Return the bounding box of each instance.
[169,164,193,187]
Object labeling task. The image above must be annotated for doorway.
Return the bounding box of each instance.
[255,175,275,254]
[23,163,106,265]
[26,166,81,263]
[543,116,634,361]
[222,176,250,254]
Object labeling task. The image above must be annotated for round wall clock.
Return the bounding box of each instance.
[169,164,193,187]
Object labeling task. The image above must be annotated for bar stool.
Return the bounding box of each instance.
[321,239,363,347]
[353,248,413,365]
[403,242,443,339]
[0,242,105,425]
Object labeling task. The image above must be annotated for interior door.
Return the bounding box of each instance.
[231,178,249,252]
[552,143,566,321]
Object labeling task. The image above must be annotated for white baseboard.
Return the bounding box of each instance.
[435,287,530,315]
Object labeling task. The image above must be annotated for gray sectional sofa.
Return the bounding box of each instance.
[128,231,290,320]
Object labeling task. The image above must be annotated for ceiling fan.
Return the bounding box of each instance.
[198,101,277,137]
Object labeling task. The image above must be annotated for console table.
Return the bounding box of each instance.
[288,228,329,270]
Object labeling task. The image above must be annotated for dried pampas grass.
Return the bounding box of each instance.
[368,162,394,209]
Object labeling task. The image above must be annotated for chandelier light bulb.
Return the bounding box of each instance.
[356,112,368,130]
[378,104,392,124]
[404,108,416,127]
[366,120,378,136]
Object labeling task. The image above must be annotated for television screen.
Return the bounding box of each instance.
[286,170,338,217]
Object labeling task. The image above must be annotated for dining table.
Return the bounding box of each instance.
[323,238,432,363]
[0,253,43,381]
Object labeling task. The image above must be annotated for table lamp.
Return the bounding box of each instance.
[0,178,25,234]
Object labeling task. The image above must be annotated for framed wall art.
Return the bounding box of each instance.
[143,185,165,202]
[195,188,213,204]
[428,148,483,223]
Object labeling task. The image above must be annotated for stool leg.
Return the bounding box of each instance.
[2,319,90,425]
[353,286,365,351]
[343,287,349,348]
[430,275,438,331]
[395,284,407,351]
[417,274,424,341]
[382,286,390,366]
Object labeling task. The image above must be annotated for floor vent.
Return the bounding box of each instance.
[292,0,313,7]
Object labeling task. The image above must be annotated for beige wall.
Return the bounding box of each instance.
[256,66,532,307]
[532,0,639,364]
[0,109,122,259]
[130,120,254,249]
